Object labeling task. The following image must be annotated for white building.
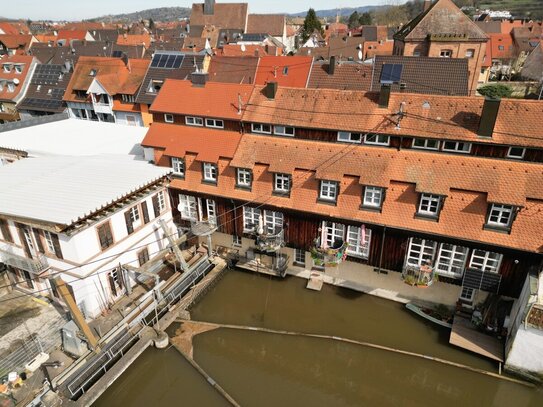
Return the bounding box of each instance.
[0,155,174,319]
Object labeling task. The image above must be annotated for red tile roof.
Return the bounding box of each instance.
[0,55,35,102]
[254,56,312,87]
[0,35,33,52]
[56,30,88,43]
[208,56,259,84]
[117,34,151,47]
[246,14,285,37]
[0,22,28,35]
[218,44,272,57]
[64,56,149,102]
[242,86,543,148]
[190,3,249,31]
[150,79,254,119]
[489,33,515,60]
[142,123,241,163]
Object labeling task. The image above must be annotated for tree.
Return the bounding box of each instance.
[301,8,324,43]
[477,84,513,99]
[359,12,372,25]
[374,0,409,27]
[149,18,155,31]
[348,11,361,29]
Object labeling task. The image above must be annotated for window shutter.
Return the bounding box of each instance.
[16,223,31,258]
[152,195,160,218]
[124,211,134,235]
[0,219,13,243]
[51,233,63,259]
[33,229,45,253]
[141,201,150,224]
[107,273,117,297]
[116,268,124,289]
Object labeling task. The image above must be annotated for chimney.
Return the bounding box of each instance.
[191,71,209,87]
[329,56,336,75]
[204,0,215,15]
[378,84,391,108]
[478,97,501,137]
[264,81,278,100]
[424,0,432,12]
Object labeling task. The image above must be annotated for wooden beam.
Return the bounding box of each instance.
[54,277,100,351]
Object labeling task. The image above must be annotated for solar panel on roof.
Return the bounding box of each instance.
[150,53,184,69]
[150,54,161,67]
[380,63,403,84]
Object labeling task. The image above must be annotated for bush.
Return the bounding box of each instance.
[477,84,513,99]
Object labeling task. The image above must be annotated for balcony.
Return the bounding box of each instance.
[92,102,113,115]
[310,238,348,268]
[402,264,436,287]
[0,246,49,274]
[256,227,285,253]
[190,220,218,237]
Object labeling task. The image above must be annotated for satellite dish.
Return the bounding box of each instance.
[358,50,363,60]
[13,78,20,85]
[240,44,246,52]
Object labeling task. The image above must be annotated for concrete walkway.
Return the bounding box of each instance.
[287,262,462,307]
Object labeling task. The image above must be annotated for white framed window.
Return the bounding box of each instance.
[506,147,525,159]
[206,118,224,128]
[264,210,283,234]
[418,194,441,217]
[236,168,252,188]
[203,163,217,182]
[435,243,469,278]
[322,221,345,249]
[274,126,295,136]
[164,114,174,123]
[14,64,23,74]
[364,134,390,146]
[363,186,383,208]
[243,206,261,233]
[337,132,362,143]
[148,79,163,93]
[442,141,471,153]
[171,157,185,176]
[460,286,475,302]
[7,83,15,93]
[156,191,166,212]
[206,199,217,225]
[178,194,197,221]
[129,206,140,224]
[294,248,305,266]
[274,173,290,193]
[185,116,204,126]
[346,225,371,259]
[469,250,502,273]
[406,237,437,267]
[319,180,338,202]
[487,204,513,228]
[440,49,452,58]
[3,64,11,73]
[412,138,440,150]
[232,235,242,247]
[251,123,272,134]
[43,231,56,253]
[465,49,475,58]
[121,94,135,103]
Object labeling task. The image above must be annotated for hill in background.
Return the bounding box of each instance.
[89,7,190,23]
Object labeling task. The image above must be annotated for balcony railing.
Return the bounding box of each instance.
[0,246,49,274]
[256,227,285,253]
[310,239,349,267]
[92,101,113,115]
[402,264,436,287]
[190,220,218,237]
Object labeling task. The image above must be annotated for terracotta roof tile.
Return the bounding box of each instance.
[307,62,372,91]
[0,34,33,52]
[190,3,248,31]
[0,55,35,102]
[150,79,253,119]
[246,14,285,37]
[208,56,258,84]
[242,86,543,148]
[116,34,151,47]
[254,56,312,87]
[142,123,241,163]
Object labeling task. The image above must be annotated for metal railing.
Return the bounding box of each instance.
[0,246,49,274]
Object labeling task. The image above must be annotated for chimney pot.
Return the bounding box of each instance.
[378,84,391,108]
[478,97,501,137]
[265,81,278,100]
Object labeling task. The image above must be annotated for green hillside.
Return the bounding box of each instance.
[478,0,543,19]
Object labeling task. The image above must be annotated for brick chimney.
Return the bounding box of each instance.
[264,81,278,100]
[191,71,209,87]
[378,84,391,108]
[204,0,215,15]
[424,0,432,12]
[328,56,336,75]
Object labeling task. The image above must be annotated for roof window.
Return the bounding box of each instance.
[89,69,97,77]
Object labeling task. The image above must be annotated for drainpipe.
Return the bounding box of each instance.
[377,225,386,275]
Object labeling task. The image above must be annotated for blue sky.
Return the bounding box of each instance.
[2,1,392,21]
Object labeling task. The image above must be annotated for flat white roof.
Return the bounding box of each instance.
[0,155,171,226]
[0,119,146,158]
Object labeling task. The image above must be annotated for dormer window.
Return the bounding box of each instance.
[186,116,203,126]
[274,173,291,195]
[412,138,440,150]
[236,168,252,189]
[486,204,514,230]
[282,66,289,75]
[14,64,23,74]
[507,147,525,159]
[148,79,163,93]
[164,114,174,123]
[418,194,442,218]
[171,157,185,176]
[362,186,384,209]
[337,131,361,143]
[252,123,272,134]
[3,64,11,73]
[364,134,390,146]
[205,118,224,129]
[7,83,15,93]
[319,180,339,203]
[274,126,295,137]
[202,162,218,183]
[89,69,97,77]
